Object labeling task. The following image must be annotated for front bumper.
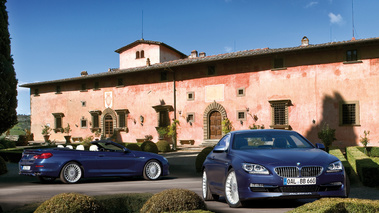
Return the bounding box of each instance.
[236,169,347,200]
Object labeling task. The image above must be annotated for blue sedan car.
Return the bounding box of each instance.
[202,130,349,208]
[19,140,169,183]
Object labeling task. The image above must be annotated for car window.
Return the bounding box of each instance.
[97,142,124,151]
[215,134,231,150]
[232,131,313,150]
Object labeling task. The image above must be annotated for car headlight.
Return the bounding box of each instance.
[327,161,343,173]
[242,163,269,175]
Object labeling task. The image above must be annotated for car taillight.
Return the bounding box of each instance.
[34,153,53,159]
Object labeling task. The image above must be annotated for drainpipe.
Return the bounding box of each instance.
[165,66,177,151]
[173,69,177,151]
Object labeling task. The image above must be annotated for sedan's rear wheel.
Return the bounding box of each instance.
[143,160,162,180]
[202,170,219,201]
[60,162,82,184]
[38,176,56,183]
[225,169,243,208]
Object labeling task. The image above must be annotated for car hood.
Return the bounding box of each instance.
[233,148,338,166]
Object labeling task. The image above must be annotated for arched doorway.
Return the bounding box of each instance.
[203,101,227,140]
[104,114,113,138]
[209,111,222,139]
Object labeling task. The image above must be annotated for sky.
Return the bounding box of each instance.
[5,0,379,115]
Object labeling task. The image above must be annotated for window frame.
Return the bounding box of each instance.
[80,117,88,129]
[187,91,195,101]
[89,110,102,133]
[269,100,291,129]
[237,87,245,97]
[207,65,216,76]
[236,110,247,121]
[52,113,64,133]
[339,101,360,126]
[115,109,129,131]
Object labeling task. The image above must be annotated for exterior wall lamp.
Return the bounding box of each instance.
[140,115,144,125]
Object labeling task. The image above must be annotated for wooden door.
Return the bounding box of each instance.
[104,114,113,138]
[209,111,222,139]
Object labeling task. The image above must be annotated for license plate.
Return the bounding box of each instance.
[284,177,316,185]
[22,166,31,170]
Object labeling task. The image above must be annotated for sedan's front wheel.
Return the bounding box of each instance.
[225,169,243,208]
[202,170,219,201]
[60,162,82,184]
[143,160,162,180]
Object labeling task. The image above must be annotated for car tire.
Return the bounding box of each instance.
[60,161,82,184]
[202,170,219,201]
[143,160,162,180]
[225,169,243,208]
[38,176,56,183]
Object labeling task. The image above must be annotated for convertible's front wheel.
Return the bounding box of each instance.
[143,160,162,180]
[225,169,243,208]
[60,162,82,184]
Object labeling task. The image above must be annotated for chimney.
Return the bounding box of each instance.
[301,36,309,46]
[199,52,206,57]
[190,50,198,58]
[81,71,88,76]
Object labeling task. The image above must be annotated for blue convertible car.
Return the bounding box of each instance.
[202,130,349,208]
[19,140,169,183]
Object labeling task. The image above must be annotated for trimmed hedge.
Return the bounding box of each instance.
[96,193,153,213]
[195,146,214,173]
[140,188,207,213]
[156,140,171,152]
[126,143,142,151]
[141,141,158,154]
[288,198,379,213]
[346,146,379,187]
[34,193,103,213]
[329,149,352,175]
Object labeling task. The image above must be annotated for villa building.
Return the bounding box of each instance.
[21,37,379,148]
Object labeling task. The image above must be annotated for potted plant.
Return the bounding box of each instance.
[167,119,180,150]
[94,129,101,141]
[317,123,336,153]
[41,125,52,142]
[156,127,168,140]
[360,130,371,156]
[63,123,72,144]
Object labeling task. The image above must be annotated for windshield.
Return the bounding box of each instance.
[232,131,314,150]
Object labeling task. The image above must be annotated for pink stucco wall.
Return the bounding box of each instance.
[29,42,379,148]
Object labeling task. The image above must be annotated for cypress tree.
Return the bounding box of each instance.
[0,0,18,134]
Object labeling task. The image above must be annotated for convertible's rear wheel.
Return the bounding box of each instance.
[60,162,82,184]
[202,170,219,201]
[143,160,162,180]
[38,176,56,183]
[225,169,243,208]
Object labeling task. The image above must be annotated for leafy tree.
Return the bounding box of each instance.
[0,0,18,134]
[317,123,336,153]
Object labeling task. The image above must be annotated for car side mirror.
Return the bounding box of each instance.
[315,143,325,150]
[123,148,130,153]
[213,146,227,153]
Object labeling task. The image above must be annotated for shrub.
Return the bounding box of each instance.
[140,188,207,213]
[141,141,158,154]
[16,135,28,146]
[0,138,16,149]
[34,193,103,213]
[346,146,379,187]
[156,140,171,152]
[288,198,379,213]
[95,193,153,213]
[317,123,336,152]
[126,143,141,151]
[195,146,214,173]
[0,156,7,175]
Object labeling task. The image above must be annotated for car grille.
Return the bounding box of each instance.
[274,166,323,177]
